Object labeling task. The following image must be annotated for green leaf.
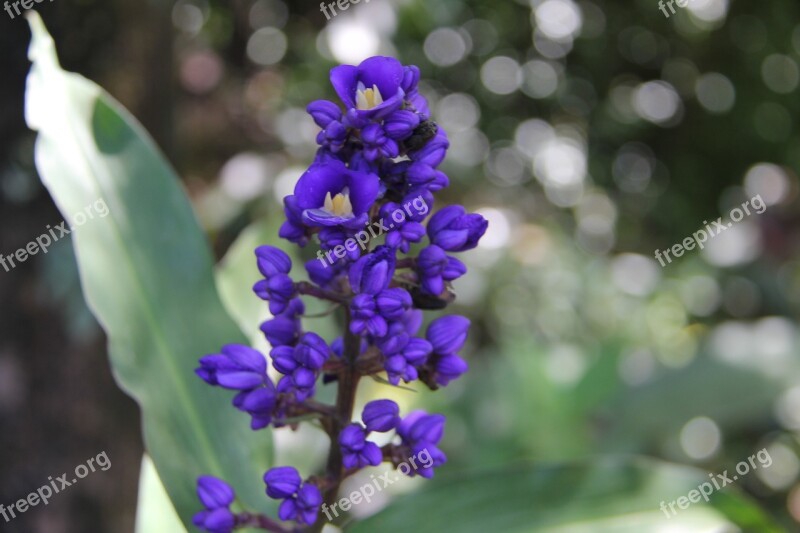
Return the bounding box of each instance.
[347,458,781,532]
[135,456,187,533]
[24,12,273,527]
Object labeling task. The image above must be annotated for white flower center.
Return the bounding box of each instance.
[322,188,354,217]
[355,82,384,110]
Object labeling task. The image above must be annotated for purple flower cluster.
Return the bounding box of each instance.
[193,56,487,532]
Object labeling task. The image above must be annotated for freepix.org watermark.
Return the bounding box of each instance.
[0,198,110,274]
[654,194,766,268]
[321,448,434,521]
[319,0,370,20]
[4,0,55,20]
[658,0,695,18]
[0,451,111,523]
[659,448,772,519]
[315,194,428,269]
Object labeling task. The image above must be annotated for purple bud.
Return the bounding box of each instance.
[410,129,449,167]
[307,100,342,128]
[339,424,383,468]
[401,65,420,93]
[260,316,300,348]
[196,345,268,390]
[408,413,446,444]
[417,245,447,295]
[434,354,469,386]
[270,345,298,375]
[295,332,330,370]
[384,110,420,140]
[305,258,342,288]
[362,399,400,433]
[427,315,470,354]
[428,206,488,252]
[292,367,316,388]
[278,498,297,521]
[376,288,412,319]
[197,476,235,509]
[296,483,323,524]
[193,508,235,533]
[443,256,467,281]
[349,246,396,295]
[255,246,292,278]
[264,466,302,499]
[406,162,437,187]
[403,338,433,366]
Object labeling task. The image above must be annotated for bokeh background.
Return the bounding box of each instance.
[2,0,800,531]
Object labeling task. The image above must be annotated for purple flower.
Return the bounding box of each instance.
[306,256,348,289]
[385,221,426,253]
[255,245,292,277]
[193,508,235,533]
[264,467,322,525]
[384,109,420,140]
[270,332,330,401]
[291,160,380,230]
[252,246,297,315]
[396,411,448,478]
[330,56,406,119]
[427,315,470,354]
[260,314,302,348]
[264,466,302,499]
[416,245,467,295]
[406,163,449,191]
[427,206,488,252]
[279,483,322,525]
[193,476,236,533]
[384,337,433,385]
[233,386,278,430]
[191,57,480,526]
[339,424,383,468]
[349,245,396,295]
[316,120,348,152]
[425,316,470,386]
[279,195,309,246]
[350,293,388,337]
[307,100,342,128]
[253,274,296,315]
[197,475,235,508]
[362,399,400,433]
[196,344,268,390]
[381,202,426,253]
[410,128,449,167]
[361,123,399,161]
[319,227,362,262]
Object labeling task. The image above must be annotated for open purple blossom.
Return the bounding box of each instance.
[193,55,485,530]
[291,160,380,230]
[330,56,407,120]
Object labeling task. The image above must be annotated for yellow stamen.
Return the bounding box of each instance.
[355,82,384,110]
[322,188,354,217]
